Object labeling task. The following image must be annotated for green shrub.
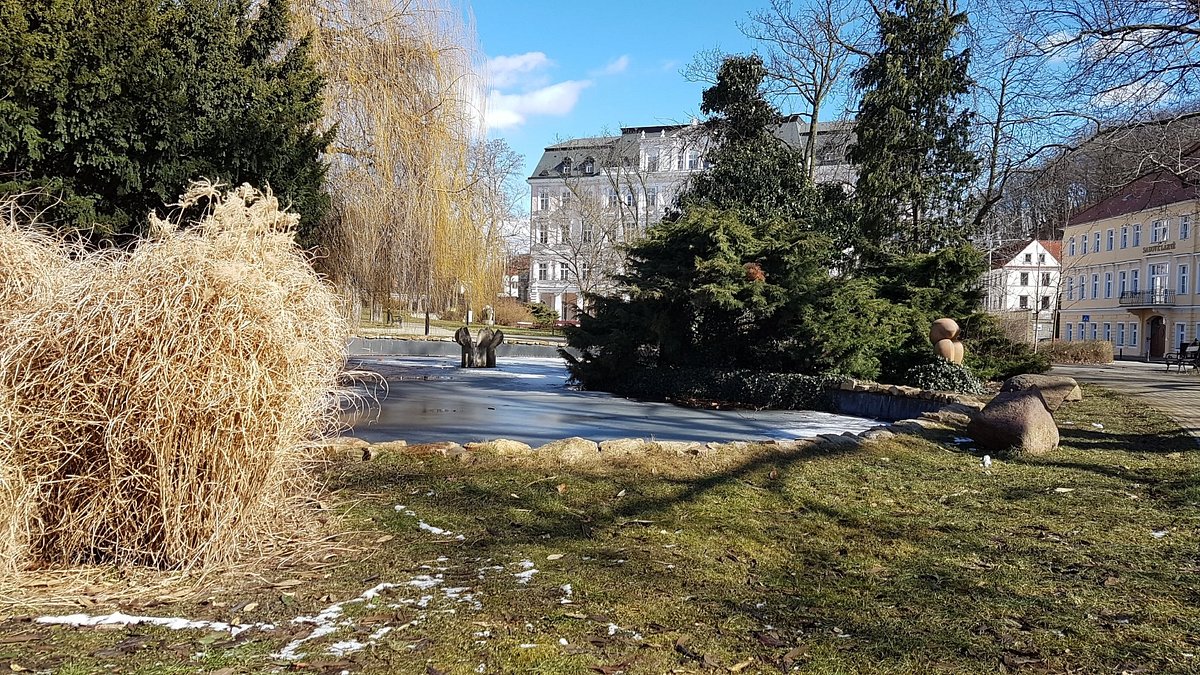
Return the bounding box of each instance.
[903,358,986,395]
[528,302,558,328]
[1038,340,1114,364]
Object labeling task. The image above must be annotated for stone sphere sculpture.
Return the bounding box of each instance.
[929,318,965,364]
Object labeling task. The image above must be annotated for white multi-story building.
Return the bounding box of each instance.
[981,240,1062,343]
[526,118,853,320]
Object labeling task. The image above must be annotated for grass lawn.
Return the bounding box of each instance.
[2,385,1198,674]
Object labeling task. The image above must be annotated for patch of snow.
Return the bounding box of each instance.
[35,612,262,636]
[369,626,393,640]
[1092,423,1104,429]
[1152,529,1169,539]
[560,584,573,604]
[519,643,539,648]
[513,568,537,584]
[407,574,443,590]
[418,521,450,535]
[607,623,619,636]
[328,639,367,656]
[559,637,569,645]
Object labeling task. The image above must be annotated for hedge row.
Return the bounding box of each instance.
[1038,340,1114,365]
[611,367,839,411]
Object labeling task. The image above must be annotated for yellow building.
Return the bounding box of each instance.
[1059,167,1200,358]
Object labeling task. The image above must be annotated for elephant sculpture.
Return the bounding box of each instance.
[453,326,505,368]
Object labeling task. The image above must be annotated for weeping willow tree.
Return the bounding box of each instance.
[294,0,504,322]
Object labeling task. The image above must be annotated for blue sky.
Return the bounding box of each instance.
[470,1,766,184]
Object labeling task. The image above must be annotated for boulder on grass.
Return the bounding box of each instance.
[464,438,534,456]
[534,437,600,464]
[966,390,1059,456]
[999,374,1083,411]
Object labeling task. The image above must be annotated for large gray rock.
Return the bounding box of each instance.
[967,391,1059,456]
[1000,374,1083,411]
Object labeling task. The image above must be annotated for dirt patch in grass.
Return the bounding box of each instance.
[2,385,1198,674]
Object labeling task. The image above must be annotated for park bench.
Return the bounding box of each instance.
[1164,343,1200,372]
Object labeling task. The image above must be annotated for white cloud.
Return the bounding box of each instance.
[486,80,592,130]
[1090,80,1172,109]
[593,55,630,77]
[487,52,552,89]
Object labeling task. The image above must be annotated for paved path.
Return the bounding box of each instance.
[1051,360,1200,441]
[342,355,880,446]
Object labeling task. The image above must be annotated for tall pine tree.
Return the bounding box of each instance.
[0,0,331,243]
[848,0,979,265]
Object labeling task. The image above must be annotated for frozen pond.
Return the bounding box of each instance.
[342,355,880,446]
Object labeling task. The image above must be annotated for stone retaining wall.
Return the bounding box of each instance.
[826,380,982,422]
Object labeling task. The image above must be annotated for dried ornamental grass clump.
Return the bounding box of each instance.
[0,183,348,573]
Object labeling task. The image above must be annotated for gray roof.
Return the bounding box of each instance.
[528,118,855,181]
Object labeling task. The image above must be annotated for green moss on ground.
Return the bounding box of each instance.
[2,385,1197,674]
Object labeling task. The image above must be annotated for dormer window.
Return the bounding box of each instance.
[561,156,572,174]
[583,157,595,174]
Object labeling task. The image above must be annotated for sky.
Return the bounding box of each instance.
[469,1,765,190]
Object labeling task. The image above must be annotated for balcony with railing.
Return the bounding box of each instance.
[1119,289,1176,307]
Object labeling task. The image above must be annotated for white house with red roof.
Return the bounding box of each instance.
[982,240,1063,344]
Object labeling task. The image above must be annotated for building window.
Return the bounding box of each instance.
[559,220,570,243]
[1107,229,1114,251]
[1038,253,1046,264]
[1104,272,1112,298]
[1117,323,1125,346]
[1153,219,1169,243]
[1091,274,1099,298]
[1066,276,1074,300]
[1041,295,1051,310]
[687,150,701,170]
[1119,271,1127,295]
[1094,231,1101,252]
[1121,227,1128,248]
[1078,322,1085,340]
[1041,272,1051,286]
[537,223,549,244]
[645,150,659,173]
[606,188,619,208]
[581,262,591,279]
[561,190,572,208]
[676,148,685,170]
[582,221,593,243]
[537,263,548,281]
[1131,269,1140,291]
[1103,323,1111,342]
[624,191,636,207]
[559,262,569,281]
[583,158,594,174]
[1024,253,1032,263]
[1091,323,1098,340]
[1134,223,1141,246]
[1181,264,1190,295]
[1019,272,1029,285]
[1069,237,1076,256]
[1177,323,1187,351]
[1067,324,1074,341]
[1182,215,1191,240]
[647,186,658,207]
[538,190,549,211]
[1082,236,1089,255]
[1130,322,1138,346]
[1019,295,1029,309]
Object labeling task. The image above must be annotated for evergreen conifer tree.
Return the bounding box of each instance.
[848,0,980,264]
